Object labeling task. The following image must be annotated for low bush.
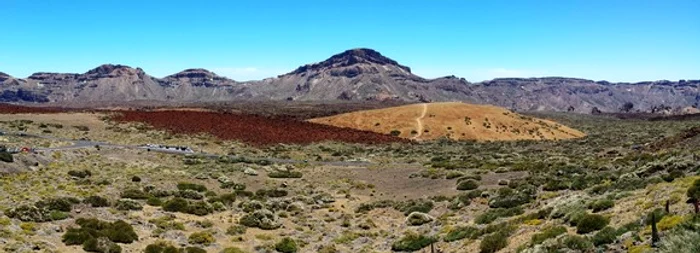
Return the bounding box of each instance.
[115,199,143,211]
[36,197,80,212]
[62,218,138,248]
[561,235,594,251]
[68,170,92,178]
[391,232,436,252]
[576,213,609,234]
[531,226,567,245]
[177,182,207,192]
[163,197,189,213]
[592,226,617,246]
[208,193,237,206]
[120,189,150,200]
[588,198,615,213]
[221,247,247,253]
[0,152,13,163]
[475,207,524,224]
[395,199,434,216]
[275,237,298,253]
[456,179,479,191]
[188,231,215,245]
[444,226,480,242]
[84,196,110,207]
[479,231,509,253]
[268,171,303,179]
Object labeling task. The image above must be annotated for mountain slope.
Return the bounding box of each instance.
[1,48,699,113]
[308,102,585,141]
[249,48,472,102]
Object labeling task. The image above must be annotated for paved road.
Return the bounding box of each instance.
[3,130,375,167]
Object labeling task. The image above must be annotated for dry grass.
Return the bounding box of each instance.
[309,102,585,141]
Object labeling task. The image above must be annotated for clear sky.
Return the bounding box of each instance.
[1,0,698,82]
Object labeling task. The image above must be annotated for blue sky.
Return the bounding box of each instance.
[1,0,698,82]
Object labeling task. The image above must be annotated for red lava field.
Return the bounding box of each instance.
[0,103,66,113]
[111,110,409,146]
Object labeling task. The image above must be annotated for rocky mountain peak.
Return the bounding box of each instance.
[288,48,412,75]
[84,64,145,77]
[168,68,220,80]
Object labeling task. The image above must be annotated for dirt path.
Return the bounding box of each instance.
[412,103,428,140]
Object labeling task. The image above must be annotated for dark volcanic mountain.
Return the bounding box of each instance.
[251,48,471,101]
[1,48,698,113]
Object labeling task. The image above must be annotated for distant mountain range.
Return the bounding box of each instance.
[1,48,699,113]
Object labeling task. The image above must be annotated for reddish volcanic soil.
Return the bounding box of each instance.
[111,110,409,146]
[0,103,66,113]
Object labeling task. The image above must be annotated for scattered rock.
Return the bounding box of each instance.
[243,167,258,176]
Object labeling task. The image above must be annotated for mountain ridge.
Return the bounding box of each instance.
[1,48,699,113]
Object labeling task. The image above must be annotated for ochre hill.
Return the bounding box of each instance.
[309,102,585,141]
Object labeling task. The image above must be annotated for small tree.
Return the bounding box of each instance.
[688,179,700,214]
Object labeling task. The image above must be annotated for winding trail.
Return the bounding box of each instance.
[412,103,428,140]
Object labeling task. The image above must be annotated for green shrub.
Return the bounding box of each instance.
[176,189,204,200]
[576,213,609,234]
[445,171,463,179]
[531,226,567,245]
[268,171,303,179]
[488,188,532,208]
[147,196,163,206]
[479,232,509,253]
[84,196,110,207]
[163,197,189,213]
[49,211,69,220]
[275,237,298,253]
[220,247,247,253]
[255,189,288,198]
[62,218,138,247]
[475,207,524,224]
[131,176,142,182]
[177,182,207,192]
[82,237,122,253]
[36,197,80,212]
[588,199,615,213]
[115,199,143,211]
[456,179,479,191]
[208,193,236,206]
[6,205,52,222]
[68,169,92,178]
[390,130,401,136]
[543,179,569,191]
[391,232,436,252]
[444,226,480,242]
[226,225,247,235]
[185,201,214,216]
[0,152,13,163]
[562,235,594,251]
[592,226,617,246]
[239,209,280,230]
[188,231,215,245]
[395,199,434,216]
[186,247,207,253]
[120,189,150,199]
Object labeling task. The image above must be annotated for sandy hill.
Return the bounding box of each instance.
[309,102,585,141]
